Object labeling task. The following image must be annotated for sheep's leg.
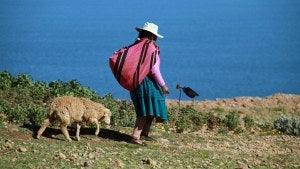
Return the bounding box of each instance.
[90,118,100,136]
[60,122,72,141]
[76,123,81,141]
[36,117,51,139]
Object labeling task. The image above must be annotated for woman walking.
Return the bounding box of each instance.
[129,22,169,145]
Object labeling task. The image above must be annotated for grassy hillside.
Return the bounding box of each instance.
[0,70,299,168]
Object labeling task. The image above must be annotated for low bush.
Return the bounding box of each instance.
[168,106,246,133]
[258,121,273,131]
[30,81,50,101]
[12,74,34,88]
[112,101,135,127]
[0,70,13,89]
[223,111,241,130]
[26,104,48,125]
[7,104,28,124]
[169,105,206,133]
[99,94,134,127]
[0,100,11,114]
[48,80,100,101]
[243,115,255,129]
[207,112,222,130]
[274,115,300,136]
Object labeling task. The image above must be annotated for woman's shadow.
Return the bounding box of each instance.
[22,123,132,142]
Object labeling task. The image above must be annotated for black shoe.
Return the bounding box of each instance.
[130,138,147,146]
[141,135,156,142]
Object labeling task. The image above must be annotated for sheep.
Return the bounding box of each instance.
[36,96,111,141]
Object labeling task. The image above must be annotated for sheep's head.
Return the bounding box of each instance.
[103,108,111,125]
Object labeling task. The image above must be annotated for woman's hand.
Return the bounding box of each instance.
[162,85,169,94]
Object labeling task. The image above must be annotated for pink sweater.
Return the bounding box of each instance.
[149,55,166,87]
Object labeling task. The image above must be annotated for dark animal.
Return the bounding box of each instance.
[182,87,199,98]
[176,84,199,99]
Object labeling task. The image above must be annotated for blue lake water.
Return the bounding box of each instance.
[1,0,300,100]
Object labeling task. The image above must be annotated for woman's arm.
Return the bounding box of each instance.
[150,56,169,94]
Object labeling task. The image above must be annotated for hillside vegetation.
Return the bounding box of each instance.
[0,70,299,168]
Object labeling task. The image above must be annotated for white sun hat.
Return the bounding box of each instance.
[136,22,164,38]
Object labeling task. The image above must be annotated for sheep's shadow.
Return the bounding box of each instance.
[80,127,133,143]
[22,123,132,142]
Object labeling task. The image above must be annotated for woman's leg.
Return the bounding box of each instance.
[132,116,147,140]
[141,116,154,136]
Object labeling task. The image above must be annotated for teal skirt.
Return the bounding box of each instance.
[130,77,168,122]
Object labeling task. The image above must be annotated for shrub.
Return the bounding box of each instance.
[172,105,205,132]
[166,106,178,127]
[67,80,100,101]
[12,74,34,88]
[190,111,206,130]
[26,104,48,125]
[30,81,51,101]
[100,94,135,127]
[1,100,13,123]
[100,93,119,114]
[207,112,222,130]
[223,111,241,130]
[274,115,300,136]
[258,121,273,131]
[174,111,191,133]
[0,70,13,89]
[243,115,255,129]
[1,101,48,125]
[48,80,66,96]
[15,87,31,104]
[48,80,100,101]
[111,100,135,127]
[0,100,11,114]
[0,101,9,126]
[6,104,28,124]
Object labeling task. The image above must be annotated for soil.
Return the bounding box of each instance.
[167,93,300,121]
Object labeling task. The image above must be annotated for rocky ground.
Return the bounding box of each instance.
[0,93,299,168]
[1,123,299,168]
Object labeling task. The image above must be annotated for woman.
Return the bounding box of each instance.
[130,22,169,145]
